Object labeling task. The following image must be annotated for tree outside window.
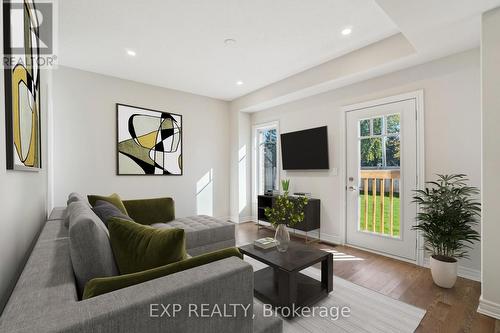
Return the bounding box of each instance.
[360,114,400,169]
[258,127,278,193]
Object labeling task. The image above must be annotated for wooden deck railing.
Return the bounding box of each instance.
[360,169,400,236]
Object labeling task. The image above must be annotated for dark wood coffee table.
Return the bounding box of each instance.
[239,241,333,313]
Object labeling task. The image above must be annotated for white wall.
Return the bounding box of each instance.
[238,112,252,220]
[52,66,230,219]
[479,7,500,320]
[247,49,482,273]
[228,109,240,222]
[0,5,49,312]
[234,33,415,112]
[228,104,253,223]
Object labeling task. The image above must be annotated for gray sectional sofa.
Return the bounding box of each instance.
[0,195,283,333]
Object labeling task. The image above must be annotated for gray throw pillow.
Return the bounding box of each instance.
[67,201,119,296]
[92,200,133,227]
[65,193,91,227]
[67,192,89,206]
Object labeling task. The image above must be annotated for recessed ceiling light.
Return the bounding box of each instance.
[224,38,237,46]
[126,49,136,56]
[236,80,244,86]
[341,27,352,36]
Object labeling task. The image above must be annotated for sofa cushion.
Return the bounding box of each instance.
[108,218,187,275]
[88,193,128,215]
[82,247,242,299]
[48,207,67,221]
[0,237,79,333]
[152,215,235,250]
[253,302,283,333]
[38,219,69,242]
[68,201,119,295]
[92,200,133,227]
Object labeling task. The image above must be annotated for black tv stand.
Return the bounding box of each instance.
[257,194,321,243]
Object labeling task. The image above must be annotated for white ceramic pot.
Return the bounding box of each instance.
[429,255,458,288]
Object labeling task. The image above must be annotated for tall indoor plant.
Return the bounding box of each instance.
[412,174,480,288]
[264,180,308,252]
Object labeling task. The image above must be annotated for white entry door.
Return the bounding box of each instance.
[345,98,418,260]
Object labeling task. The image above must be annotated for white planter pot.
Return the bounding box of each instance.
[429,255,458,288]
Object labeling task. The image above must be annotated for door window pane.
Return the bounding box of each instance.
[387,114,400,134]
[360,119,370,137]
[360,138,383,167]
[386,136,400,167]
[373,117,383,135]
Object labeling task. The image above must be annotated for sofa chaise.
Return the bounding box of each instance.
[87,195,237,256]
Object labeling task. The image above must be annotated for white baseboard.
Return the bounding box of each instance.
[456,265,482,282]
[222,216,238,223]
[316,232,342,245]
[478,296,500,320]
[346,244,419,265]
[225,215,253,224]
[422,258,481,282]
[226,215,257,224]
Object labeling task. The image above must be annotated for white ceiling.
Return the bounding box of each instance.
[58,0,500,102]
[58,0,399,100]
[234,0,500,111]
[375,0,500,58]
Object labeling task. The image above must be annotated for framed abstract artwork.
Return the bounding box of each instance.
[117,104,183,175]
[3,0,42,170]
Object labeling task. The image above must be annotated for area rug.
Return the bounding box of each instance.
[245,257,426,333]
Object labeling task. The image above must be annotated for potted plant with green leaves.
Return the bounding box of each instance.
[281,179,290,195]
[264,180,308,252]
[412,174,480,288]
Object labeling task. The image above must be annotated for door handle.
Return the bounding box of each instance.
[348,186,357,192]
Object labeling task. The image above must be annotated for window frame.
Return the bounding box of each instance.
[255,123,280,195]
[252,121,281,215]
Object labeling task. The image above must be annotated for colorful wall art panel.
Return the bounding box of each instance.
[117,104,183,175]
[3,0,42,170]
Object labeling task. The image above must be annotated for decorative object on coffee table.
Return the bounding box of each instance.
[264,180,308,252]
[254,237,277,249]
[274,224,290,252]
[239,241,333,317]
[412,174,480,288]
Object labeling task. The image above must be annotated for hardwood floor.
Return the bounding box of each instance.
[236,223,500,333]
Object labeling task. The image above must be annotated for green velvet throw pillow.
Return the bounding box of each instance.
[108,217,187,275]
[122,197,175,225]
[82,247,242,299]
[87,193,128,215]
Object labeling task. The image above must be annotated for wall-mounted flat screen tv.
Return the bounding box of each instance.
[280,126,329,170]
